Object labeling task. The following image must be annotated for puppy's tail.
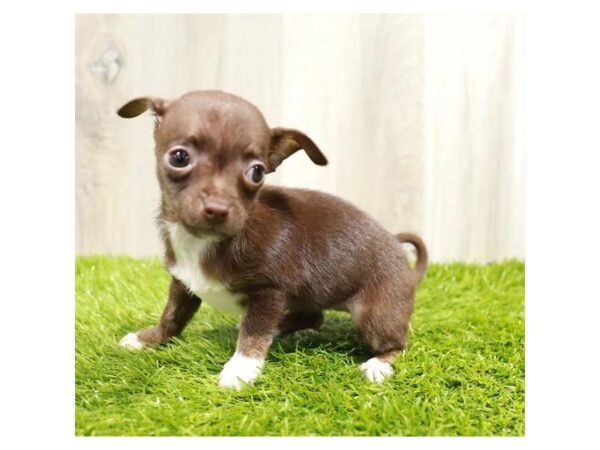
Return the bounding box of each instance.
[395,233,428,283]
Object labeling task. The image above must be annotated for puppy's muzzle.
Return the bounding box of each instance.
[203,198,230,222]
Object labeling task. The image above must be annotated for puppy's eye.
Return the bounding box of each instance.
[245,164,265,185]
[168,149,191,168]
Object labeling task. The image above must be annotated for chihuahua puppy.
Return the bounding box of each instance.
[117,90,427,389]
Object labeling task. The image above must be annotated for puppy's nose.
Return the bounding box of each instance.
[203,199,230,222]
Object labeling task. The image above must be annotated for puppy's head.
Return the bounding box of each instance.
[118,90,327,237]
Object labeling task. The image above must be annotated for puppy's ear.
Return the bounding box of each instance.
[117,96,170,118]
[268,128,328,173]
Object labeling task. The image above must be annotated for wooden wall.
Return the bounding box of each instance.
[75,15,523,262]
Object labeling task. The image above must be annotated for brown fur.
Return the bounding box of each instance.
[117,90,428,383]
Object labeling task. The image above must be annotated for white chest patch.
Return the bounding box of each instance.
[164,221,244,315]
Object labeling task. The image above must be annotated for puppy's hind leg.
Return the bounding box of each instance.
[360,350,402,383]
[349,282,414,383]
[275,311,324,336]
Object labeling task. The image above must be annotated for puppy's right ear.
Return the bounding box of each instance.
[117,97,169,118]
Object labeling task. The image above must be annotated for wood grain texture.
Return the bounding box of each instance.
[75,14,523,262]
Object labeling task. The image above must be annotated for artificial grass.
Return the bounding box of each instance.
[75,257,525,436]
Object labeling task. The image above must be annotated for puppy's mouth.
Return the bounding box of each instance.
[181,222,242,240]
[174,204,248,239]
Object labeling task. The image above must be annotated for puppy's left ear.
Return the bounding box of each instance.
[268,128,328,173]
[117,96,170,118]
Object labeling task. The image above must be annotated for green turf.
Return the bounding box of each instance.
[75,257,524,436]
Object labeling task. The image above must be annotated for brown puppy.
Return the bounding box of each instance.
[117,90,428,389]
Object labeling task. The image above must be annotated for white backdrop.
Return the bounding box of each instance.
[75,14,523,262]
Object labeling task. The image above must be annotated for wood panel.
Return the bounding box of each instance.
[75,14,523,262]
[422,16,524,262]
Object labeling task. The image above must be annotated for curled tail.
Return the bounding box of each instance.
[396,233,428,283]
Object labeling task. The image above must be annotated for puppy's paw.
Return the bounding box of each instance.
[218,352,264,390]
[360,357,394,383]
[119,332,146,350]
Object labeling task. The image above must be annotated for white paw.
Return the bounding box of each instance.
[218,352,264,390]
[360,357,394,383]
[119,332,146,350]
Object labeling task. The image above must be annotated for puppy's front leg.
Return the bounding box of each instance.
[218,290,285,390]
[119,277,201,349]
